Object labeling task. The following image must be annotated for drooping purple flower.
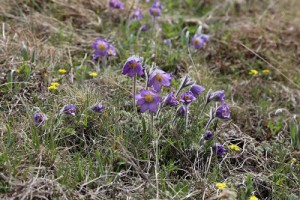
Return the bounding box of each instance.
[215,103,230,119]
[180,91,196,105]
[62,104,76,116]
[204,131,214,140]
[33,113,47,125]
[107,45,116,57]
[131,9,143,20]
[122,56,144,77]
[148,69,172,92]
[135,89,162,113]
[191,36,205,49]
[200,34,210,43]
[177,105,187,117]
[208,90,225,103]
[90,103,105,113]
[190,84,205,98]
[109,0,124,10]
[213,144,226,156]
[164,91,179,107]
[149,1,162,17]
[92,38,109,60]
[140,24,149,32]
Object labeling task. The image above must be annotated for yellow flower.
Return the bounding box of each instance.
[50,82,60,87]
[249,69,258,75]
[262,69,270,74]
[216,182,227,190]
[229,144,240,152]
[249,195,259,200]
[89,72,98,77]
[290,158,297,163]
[58,69,67,74]
[16,69,20,73]
[48,85,58,91]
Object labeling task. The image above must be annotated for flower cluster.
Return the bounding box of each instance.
[92,38,116,61]
[48,82,60,91]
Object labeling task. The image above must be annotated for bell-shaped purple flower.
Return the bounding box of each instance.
[109,0,124,10]
[164,91,179,107]
[208,90,225,103]
[90,103,105,113]
[122,56,144,77]
[92,38,109,60]
[62,104,76,116]
[33,113,47,125]
[204,131,214,140]
[180,91,196,105]
[148,69,172,92]
[131,9,143,20]
[190,84,205,98]
[107,45,116,57]
[149,1,162,17]
[201,34,210,43]
[215,103,230,119]
[191,36,205,49]
[213,144,226,156]
[140,24,149,32]
[177,105,187,117]
[135,89,162,113]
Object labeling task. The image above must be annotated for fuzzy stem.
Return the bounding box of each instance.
[133,74,137,110]
[205,117,215,131]
[97,58,100,73]
[185,104,189,129]
[151,112,159,199]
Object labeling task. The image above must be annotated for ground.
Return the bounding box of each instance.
[0,0,300,199]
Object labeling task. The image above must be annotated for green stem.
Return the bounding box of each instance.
[133,74,137,111]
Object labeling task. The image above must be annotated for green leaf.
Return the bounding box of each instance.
[22,41,29,61]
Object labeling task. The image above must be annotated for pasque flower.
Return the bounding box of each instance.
[215,103,230,119]
[204,131,214,140]
[33,113,47,125]
[62,104,76,116]
[164,91,179,107]
[190,84,205,98]
[122,56,144,77]
[148,69,172,92]
[149,1,162,17]
[207,90,225,103]
[177,105,187,116]
[191,36,204,49]
[90,103,105,113]
[107,45,116,57]
[92,38,109,60]
[109,0,124,10]
[135,89,162,113]
[213,144,226,156]
[180,91,196,105]
[131,9,143,20]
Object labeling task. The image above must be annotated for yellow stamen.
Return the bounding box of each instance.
[184,96,191,101]
[98,43,106,51]
[145,94,154,102]
[194,39,200,45]
[130,61,137,68]
[155,73,163,82]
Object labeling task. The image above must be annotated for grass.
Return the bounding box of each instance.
[0,0,300,199]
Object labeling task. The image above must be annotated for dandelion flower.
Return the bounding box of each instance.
[229,144,240,151]
[48,85,58,91]
[89,72,98,77]
[262,69,270,74]
[216,182,227,190]
[249,69,258,75]
[58,69,67,74]
[50,82,60,87]
[249,195,259,200]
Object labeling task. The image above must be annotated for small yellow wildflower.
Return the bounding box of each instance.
[89,72,98,77]
[262,69,270,74]
[50,82,60,87]
[229,144,240,152]
[16,69,20,73]
[249,69,258,75]
[249,195,259,200]
[290,158,297,163]
[58,69,67,74]
[216,182,227,190]
[48,85,58,91]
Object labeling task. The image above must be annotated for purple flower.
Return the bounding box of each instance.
[135,89,162,113]
[152,1,162,9]
[33,113,47,125]
[122,56,144,77]
[90,103,105,113]
[190,84,205,98]
[177,105,187,116]
[215,103,230,119]
[208,90,225,103]
[92,38,109,60]
[148,69,172,92]
[201,34,210,43]
[213,144,226,156]
[204,131,214,140]
[149,1,162,17]
[180,91,196,105]
[107,45,116,57]
[164,91,179,107]
[140,24,149,32]
[191,36,205,49]
[62,104,76,116]
[109,0,124,10]
[131,9,143,20]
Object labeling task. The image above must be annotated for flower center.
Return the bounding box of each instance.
[97,43,106,51]
[152,9,158,16]
[222,109,226,116]
[108,49,113,54]
[194,39,200,45]
[145,94,154,102]
[155,73,163,82]
[184,96,191,101]
[129,61,137,68]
